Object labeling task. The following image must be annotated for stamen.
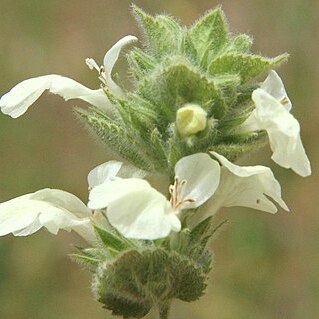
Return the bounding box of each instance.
[174,176,179,199]
[175,199,196,209]
[85,58,107,85]
[98,75,107,85]
[175,201,183,209]
[168,176,195,211]
[184,198,196,203]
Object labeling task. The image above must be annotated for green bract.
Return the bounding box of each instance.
[77,5,288,173]
[73,217,221,318]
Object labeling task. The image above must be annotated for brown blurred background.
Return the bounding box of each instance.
[0,0,318,318]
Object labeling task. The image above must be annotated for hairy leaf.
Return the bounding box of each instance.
[132,5,181,58]
[190,7,229,64]
[209,53,289,83]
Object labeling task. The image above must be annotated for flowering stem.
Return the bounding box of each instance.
[159,302,170,319]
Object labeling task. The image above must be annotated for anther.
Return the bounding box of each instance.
[85,58,100,72]
[280,96,289,105]
[184,198,196,204]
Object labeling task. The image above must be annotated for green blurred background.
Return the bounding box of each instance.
[0,0,318,318]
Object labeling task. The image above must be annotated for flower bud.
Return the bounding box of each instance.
[176,104,207,137]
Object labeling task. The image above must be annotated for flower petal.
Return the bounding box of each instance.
[103,35,138,85]
[88,160,123,189]
[0,189,95,243]
[250,89,310,176]
[13,218,42,236]
[174,153,220,209]
[211,152,289,213]
[103,35,138,94]
[116,164,148,179]
[107,185,180,240]
[88,178,150,210]
[261,70,292,111]
[87,160,147,190]
[0,75,111,118]
[0,194,38,235]
[30,189,91,218]
[89,177,180,239]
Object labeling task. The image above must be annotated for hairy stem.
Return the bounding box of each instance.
[159,302,170,319]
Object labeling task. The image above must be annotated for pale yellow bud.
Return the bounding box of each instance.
[176,104,207,136]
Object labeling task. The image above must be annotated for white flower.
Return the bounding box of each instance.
[0,154,288,242]
[240,71,311,177]
[88,153,221,240]
[88,160,123,189]
[210,152,289,213]
[0,189,96,244]
[0,35,137,118]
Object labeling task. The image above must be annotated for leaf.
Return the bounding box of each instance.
[71,254,100,267]
[168,252,208,302]
[150,128,168,166]
[141,57,226,120]
[167,135,187,172]
[106,91,159,131]
[132,5,181,58]
[155,14,182,33]
[95,251,153,318]
[127,48,156,81]
[185,217,215,265]
[95,226,133,252]
[226,34,253,54]
[211,132,267,162]
[190,7,229,62]
[189,216,214,246]
[103,92,170,170]
[212,74,241,106]
[179,30,198,63]
[209,53,289,84]
[78,247,110,260]
[75,107,155,172]
[217,107,253,133]
[94,248,209,318]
